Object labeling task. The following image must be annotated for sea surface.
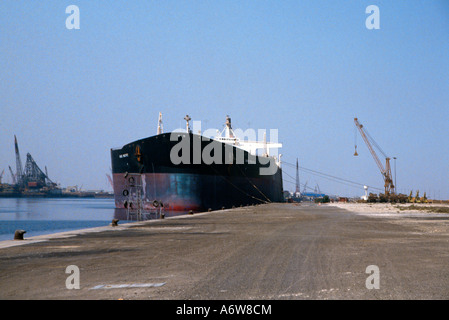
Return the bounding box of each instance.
[0,197,125,241]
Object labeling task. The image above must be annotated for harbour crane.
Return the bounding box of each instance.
[9,166,16,185]
[14,135,24,187]
[106,174,114,190]
[302,181,308,194]
[354,118,395,196]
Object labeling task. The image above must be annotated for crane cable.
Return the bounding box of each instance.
[282,160,384,192]
[236,164,272,203]
[209,164,269,204]
[362,126,389,159]
[282,170,319,192]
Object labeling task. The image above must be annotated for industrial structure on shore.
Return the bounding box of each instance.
[0,136,112,198]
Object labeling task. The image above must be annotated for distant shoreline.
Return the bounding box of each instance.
[0,193,114,199]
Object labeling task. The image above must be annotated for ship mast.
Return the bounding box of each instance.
[262,132,268,156]
[224,115,234,138]
[184,115,192,133]
[214,115,282,159]
[157,112,163,135]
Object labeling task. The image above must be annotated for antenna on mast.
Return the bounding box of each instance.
[262,132,268,156]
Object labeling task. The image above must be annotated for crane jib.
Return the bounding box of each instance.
[354,118,395,196]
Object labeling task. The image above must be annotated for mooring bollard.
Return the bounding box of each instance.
[188,210,194,215]
[14,230,26,240]
[111,219,119,227]
[161,212,165,219]
[208,208,212,212]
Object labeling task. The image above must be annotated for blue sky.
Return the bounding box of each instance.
[1,1,448,198]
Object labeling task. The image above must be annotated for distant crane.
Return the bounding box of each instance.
[11,136,55,189]
[314,183,321,195]
[302,181,308,194]
[106,174,114,190]
[9,166,16,185]
[0,169,4,184]
[354,118,395,196]
[14,135,24,186]
[22,153,54,188]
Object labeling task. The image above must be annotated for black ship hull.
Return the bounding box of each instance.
[110,132,284,212]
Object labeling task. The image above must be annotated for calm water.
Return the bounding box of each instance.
[0,197,124,241]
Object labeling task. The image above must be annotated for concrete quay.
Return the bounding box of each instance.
[0,203,448,300]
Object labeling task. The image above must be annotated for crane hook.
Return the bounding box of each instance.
[354,145,358,156]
